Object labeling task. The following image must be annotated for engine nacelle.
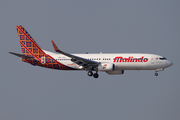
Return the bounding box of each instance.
[106,70,124,75]
[98,63,115,72]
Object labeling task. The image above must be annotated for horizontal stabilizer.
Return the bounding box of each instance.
[9,52,34,59]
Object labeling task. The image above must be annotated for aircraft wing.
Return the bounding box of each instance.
[9,52,34,59]
[51,41,99,68]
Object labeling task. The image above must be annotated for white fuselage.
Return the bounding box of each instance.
[44,50,173,71]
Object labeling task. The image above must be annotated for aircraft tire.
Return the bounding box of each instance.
[155,73,158,76]
[87,71,93,76]
[93,73,99,78]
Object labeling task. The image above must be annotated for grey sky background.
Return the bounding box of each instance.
[0,0,180,120]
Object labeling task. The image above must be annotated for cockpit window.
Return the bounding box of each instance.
[159,57,167,60]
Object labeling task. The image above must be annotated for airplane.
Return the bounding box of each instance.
[9,25,173,78]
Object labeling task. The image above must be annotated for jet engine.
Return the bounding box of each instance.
[98,63,115,71]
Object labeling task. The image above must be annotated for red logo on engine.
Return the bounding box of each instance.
[103,64,107,69]
[114,56,148,63]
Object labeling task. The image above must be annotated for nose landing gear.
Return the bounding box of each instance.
[154,68,164,76]
[155,72,158,76]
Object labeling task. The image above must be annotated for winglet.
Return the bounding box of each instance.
[51,40,61,52]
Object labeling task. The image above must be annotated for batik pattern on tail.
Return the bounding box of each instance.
[16,25,75,70]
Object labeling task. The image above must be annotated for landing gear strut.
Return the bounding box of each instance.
[154,68,164,76]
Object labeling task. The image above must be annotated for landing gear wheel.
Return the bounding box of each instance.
[93,73,99,78]
[155,73,158,76]
[87,71,93,76]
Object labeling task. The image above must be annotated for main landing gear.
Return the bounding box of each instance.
[87,71,99,78]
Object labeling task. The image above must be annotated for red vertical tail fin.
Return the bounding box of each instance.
[16,25,46,65]
[15,25,74,70]
[16,25,46,59]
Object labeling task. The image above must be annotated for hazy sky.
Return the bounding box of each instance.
[0,0,180,120]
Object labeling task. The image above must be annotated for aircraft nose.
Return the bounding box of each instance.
[167,61,173,67]
[170,61,173,66]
